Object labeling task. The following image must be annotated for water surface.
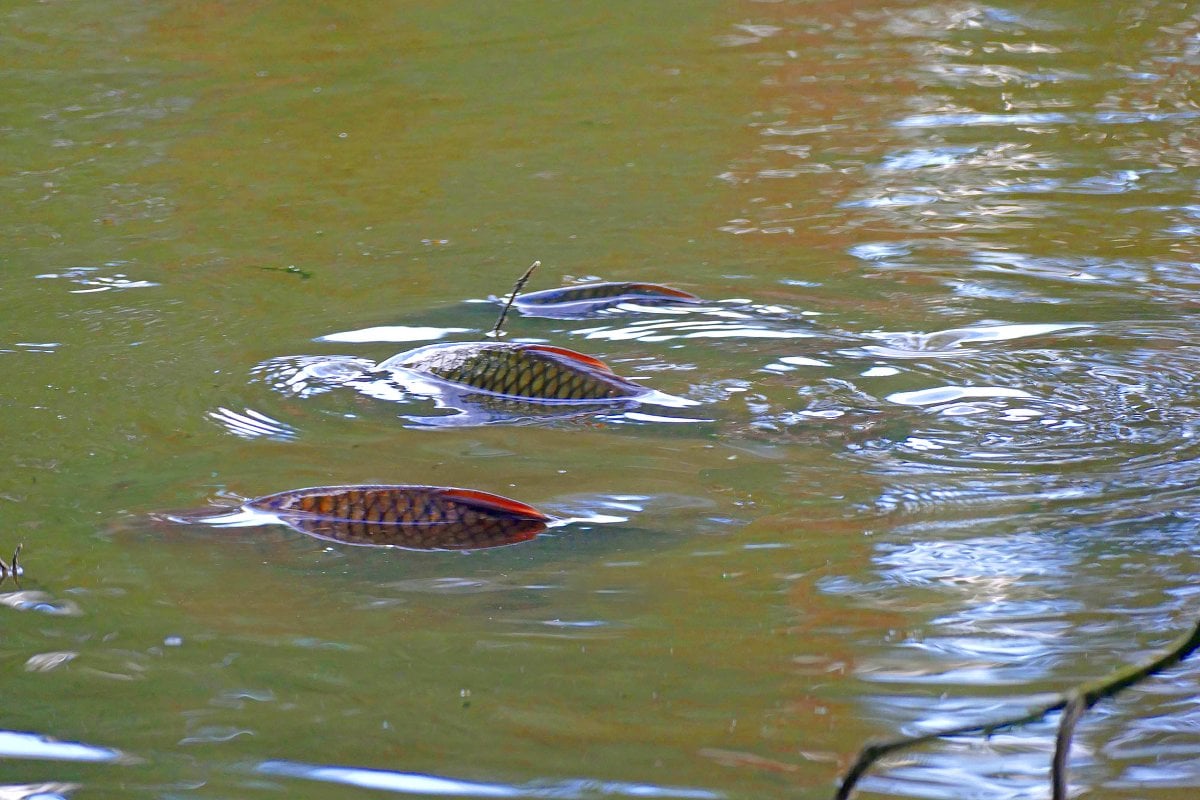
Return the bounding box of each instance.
[5,1,1200,799]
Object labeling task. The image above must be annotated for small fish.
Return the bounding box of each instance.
[378,342,647,402]
[511,282,702,317]
[246,485,551,549]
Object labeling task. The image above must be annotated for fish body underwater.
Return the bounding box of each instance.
[245,485,551,549]
[510,282,702,317]
[377,342,647,402]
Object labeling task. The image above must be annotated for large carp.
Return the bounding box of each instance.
[508,281,702,317]
[243,484,551,549]
[377,342,650,403]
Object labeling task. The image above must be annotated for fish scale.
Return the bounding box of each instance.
[245,485,551,550]
[379,342,646,402]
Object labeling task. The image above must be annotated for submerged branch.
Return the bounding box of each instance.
[488,260,540,338]
[0,543,22,588]
[835,616,1200,800]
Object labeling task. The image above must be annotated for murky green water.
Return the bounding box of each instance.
[6,1,1200,798]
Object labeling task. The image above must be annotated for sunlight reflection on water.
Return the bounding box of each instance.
[714,1,1200,796]
[0,730,124,763]
[255,759,723,799]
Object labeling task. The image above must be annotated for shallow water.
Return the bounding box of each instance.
[6,1,1200,798]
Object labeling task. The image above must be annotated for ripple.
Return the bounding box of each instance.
[864,337,1200,472]
[0,591,82,616]
[894,110,1200,129]
[571,317,817,343]
[885,385,1037,407]
[317,325,473,344]
[252,355,375,399]
[849,240,1200,303]
[0,783,79,800]
[178,726,254,745]
[856,323,1089,358]
[24,652,77,673]
[3,342,61,355]
[206,406,297,441]
[255,759,721,799]
[0,730,124,763]
[34,265,158,294]
[253,352,706,429]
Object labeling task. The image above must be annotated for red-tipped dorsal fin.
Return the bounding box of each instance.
[439,488,551,521]
[524,344,615,373]
[628,283,702,301]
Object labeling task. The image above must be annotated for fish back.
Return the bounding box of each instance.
[246,485,550,549]
[515,282,701,310]
[385,343,644,402]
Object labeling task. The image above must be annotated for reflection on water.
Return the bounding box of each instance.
[572,318,817,343]
[206,406,297,441]
[318,325,474,344]
[0,730,124,764]
[34,265,159,294]
[0,784,79,800]
[855,323,1090,357]
[0,591,81,617]
[716,0,1200,796]
[502,281,704,319]
[256,759,723,799]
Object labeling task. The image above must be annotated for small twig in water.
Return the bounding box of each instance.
[258,264,312,280]
[0,543,23,589]
[1052,694,1088,799]
[835,615,1200,800]
[488,260,540,339]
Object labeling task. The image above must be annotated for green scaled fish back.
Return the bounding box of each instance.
[382,343,645,402]
[278,514,546,549]
[245,485,550,550]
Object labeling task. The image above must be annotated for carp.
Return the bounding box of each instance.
[377,342,648,402]
[509,281,702,317]
[244,485,551,549]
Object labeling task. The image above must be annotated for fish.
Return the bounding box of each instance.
[377,342,648,402]
[245,485,551,549]
[509,282,702,317]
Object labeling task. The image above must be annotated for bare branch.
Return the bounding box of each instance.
[835,616,1200,800]
[0,543,21,589]
[488,260,540,339]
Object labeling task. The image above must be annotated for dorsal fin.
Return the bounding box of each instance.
[627,283,702,301]
[523,344,615,373]
[439,488,551,521]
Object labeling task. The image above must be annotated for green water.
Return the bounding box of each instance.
[6,1,1200,798]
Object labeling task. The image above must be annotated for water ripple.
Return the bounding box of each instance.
[894,110,1200,129]
[0,730,124,763]
[255,759,721,799]
[34,265,159,294]
[206,406,297,441]
[0,591,82,617]
[252,352,706,429]
[0,783,79,800]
